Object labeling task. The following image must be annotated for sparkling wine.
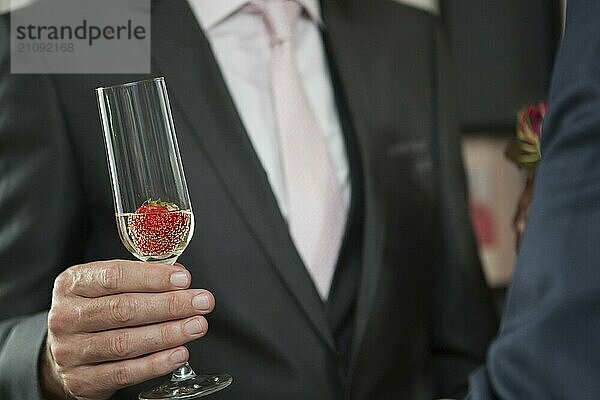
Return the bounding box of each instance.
[116,210,194,264]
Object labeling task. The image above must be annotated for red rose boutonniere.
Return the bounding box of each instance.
[506,102,547,174]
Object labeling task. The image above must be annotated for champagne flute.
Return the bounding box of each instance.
[96,77,232,399]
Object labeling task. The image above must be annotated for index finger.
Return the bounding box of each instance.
[57,260,191,298]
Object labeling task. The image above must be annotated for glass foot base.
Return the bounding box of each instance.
[139,373,233,399]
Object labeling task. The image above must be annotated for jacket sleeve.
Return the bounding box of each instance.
[0,15,84,399]
[468,1,600,398]
[430,18,499,399]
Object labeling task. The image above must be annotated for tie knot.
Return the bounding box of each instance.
[250,0,303,45]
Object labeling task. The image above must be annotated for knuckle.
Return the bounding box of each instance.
[47,308,70,335]
[112,364,135,387]
[99,263,123,291]
[109,331,132,358]
[109,295,136,323]
[148,353,174,377]
[62,373,84,397]
[50,342,71,368]
[160,324,176,347]
[53,270,73,295]
[166,293,185,318]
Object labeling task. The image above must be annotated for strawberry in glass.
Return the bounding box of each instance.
[116,199,194,264]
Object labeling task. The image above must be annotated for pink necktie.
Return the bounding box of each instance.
[252,0,348,300]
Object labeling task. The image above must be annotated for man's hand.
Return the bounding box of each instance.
[41,260,214,400]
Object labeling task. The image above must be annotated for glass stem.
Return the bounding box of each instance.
[165,256,191,383]
[166,256,191,383]
[170,362,197,382]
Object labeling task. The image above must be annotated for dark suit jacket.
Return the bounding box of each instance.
[468,1,600,398]
[0,1,497,399]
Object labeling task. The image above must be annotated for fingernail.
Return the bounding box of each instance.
[192,294,210,310]
[170,272,189,288]
[184,318,204,336]
[170,349,187,364]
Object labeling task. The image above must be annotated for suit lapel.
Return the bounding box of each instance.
[321,1,387,374]
[150,0,336,353]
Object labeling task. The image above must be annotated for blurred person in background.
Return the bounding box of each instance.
[468,0,600,398]
[0,1,497,399]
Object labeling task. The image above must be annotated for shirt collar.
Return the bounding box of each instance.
[189,0,323,31]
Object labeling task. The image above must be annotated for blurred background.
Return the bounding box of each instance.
[439,0,565,313]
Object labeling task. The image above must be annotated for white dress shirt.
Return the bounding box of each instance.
[187,0,350,217]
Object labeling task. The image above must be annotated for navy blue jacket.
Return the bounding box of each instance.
[468,1,600,398]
